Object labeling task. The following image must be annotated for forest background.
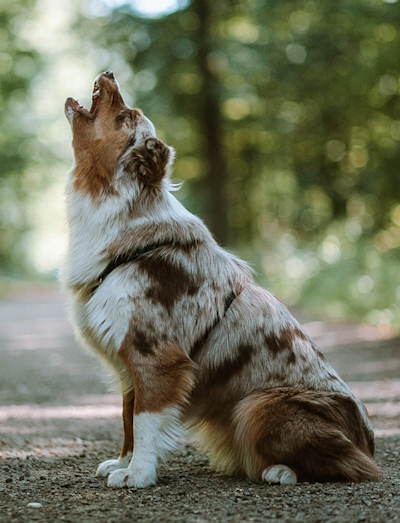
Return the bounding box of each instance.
[1,0,400,330]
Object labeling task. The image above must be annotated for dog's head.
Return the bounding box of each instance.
[65,71,172,199]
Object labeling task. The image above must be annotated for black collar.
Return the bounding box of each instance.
[90,242,168,295]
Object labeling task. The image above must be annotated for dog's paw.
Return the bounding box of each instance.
[96,453,132,477]
[262,465,297,485]
[107,467,156,489]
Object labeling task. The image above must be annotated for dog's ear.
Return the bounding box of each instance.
[125,137,171,186]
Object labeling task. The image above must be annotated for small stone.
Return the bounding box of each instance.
[362,499,372,507]
[27,502,42,508]
[358,515,366,522]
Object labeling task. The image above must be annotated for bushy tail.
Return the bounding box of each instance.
[233,388,382,483]
[291,426,382,483]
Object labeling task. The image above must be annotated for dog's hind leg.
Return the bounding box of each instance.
[107,343,196,489]
[96,389,135,477]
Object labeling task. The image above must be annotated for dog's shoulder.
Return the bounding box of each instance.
[105,194,252,282]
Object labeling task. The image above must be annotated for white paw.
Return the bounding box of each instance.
[107,466,156,489]
[96,453,132,477]
[262,465,297,485]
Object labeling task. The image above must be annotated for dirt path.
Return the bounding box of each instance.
[0,289,399,522]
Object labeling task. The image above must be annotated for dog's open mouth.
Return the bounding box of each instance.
[67,81,100,119]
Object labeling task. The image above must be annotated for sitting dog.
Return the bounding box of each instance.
[62,71,381,488]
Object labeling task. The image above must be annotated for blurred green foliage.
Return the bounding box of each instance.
[75,0,400,326]
[1,0,400,327]
[0,0,41,275]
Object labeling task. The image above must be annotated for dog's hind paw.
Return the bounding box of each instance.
[262,465,297,485]
[96,453,132,477]
[107,467,156,489]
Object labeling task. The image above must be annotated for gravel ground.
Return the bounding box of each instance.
[0,288,399,523]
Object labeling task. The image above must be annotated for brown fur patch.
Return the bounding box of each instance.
[115,108,138,129]
[206,344,255,387]
[129,328,157,356]
[70,75,142,200]
[123,137,170,187]
[137,247,203,314]
[120,389,135,457]
[263,326,307,357]
[121,320,169,356]
[72,108,132,200]
[119,340,196,415]
[72,153,120,200]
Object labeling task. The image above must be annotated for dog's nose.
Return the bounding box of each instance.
[103,71,114,80]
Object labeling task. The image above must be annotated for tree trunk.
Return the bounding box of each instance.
[192,0,229,245]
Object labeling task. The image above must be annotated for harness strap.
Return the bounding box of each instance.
[90,243,170,295]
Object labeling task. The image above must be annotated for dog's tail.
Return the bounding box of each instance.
[233,388,382,483]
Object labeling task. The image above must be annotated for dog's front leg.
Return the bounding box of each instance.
[107,345,195,489]
[107,406,180,488]
[96,390,134,477]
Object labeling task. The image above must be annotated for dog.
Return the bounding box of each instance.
[62,71,381,488]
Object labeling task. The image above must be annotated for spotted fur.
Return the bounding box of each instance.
[62,72,381,488]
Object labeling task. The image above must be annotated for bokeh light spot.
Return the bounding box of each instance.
[286,43,307,64]
[357,275,374,294]
[222,98,251,120]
